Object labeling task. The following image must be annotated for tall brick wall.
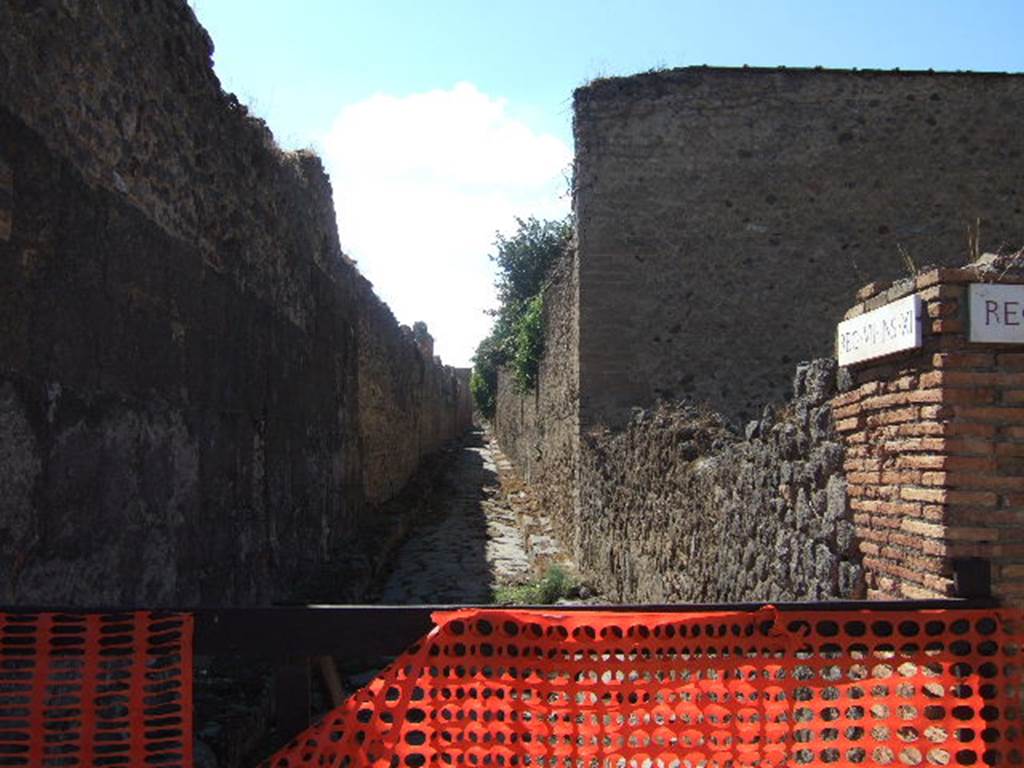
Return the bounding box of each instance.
[0,1,471,607]
[574,67,1024,428]
[835,264,1024,607]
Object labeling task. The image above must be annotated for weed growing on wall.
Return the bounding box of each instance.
[494,564,575,605]
[513,293,544,392]
[471,217,572,417]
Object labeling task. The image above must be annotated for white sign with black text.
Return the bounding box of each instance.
[969,283,1024,343]
[836,294,922,366]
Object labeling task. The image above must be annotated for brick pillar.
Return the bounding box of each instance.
[833,265,1024,607]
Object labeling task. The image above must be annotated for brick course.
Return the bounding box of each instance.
[836,263,1024,605]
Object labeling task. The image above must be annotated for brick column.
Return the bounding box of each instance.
[833,265,1024,606]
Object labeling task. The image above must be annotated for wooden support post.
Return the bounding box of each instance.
[317,655,345,708]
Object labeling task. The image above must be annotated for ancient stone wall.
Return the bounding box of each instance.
[357,296,471,504]
[574,67,1024,428]
[575,361,862,603]
[0,1,470,607]
[493,248,580,548]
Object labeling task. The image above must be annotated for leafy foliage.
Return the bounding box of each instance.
[493,565,575,605]
[512,294,544,392]
[471,216,571,417]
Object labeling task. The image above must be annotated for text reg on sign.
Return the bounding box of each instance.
[969,283,1024,343]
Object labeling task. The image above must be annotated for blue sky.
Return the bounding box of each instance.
[191,1,1024,365]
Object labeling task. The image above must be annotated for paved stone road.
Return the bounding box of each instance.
[377,428,536,604]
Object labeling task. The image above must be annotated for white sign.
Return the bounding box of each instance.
[837,294,922,366]
[969,283,1024,343]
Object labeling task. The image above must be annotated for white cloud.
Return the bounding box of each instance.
[320,82,571,367]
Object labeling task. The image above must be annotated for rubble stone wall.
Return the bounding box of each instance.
[0,0,470,607]
[576,361,862,603]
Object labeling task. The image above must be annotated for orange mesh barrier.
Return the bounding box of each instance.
[265,606,1022,768]
[0,611,193,767]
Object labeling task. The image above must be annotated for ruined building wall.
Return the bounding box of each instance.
[577,361,862,603]
[494,248,580,548]
[574,67,1024,428]
[0,1,470,606]
[357,294,471,504]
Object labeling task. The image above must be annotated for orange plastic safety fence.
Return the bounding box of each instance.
[264,607,1022,768]
[0,611,193,767]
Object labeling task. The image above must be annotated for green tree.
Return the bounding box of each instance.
[471,216,572,417]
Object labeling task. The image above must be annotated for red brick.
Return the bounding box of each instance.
[873,514,902,530]
[900,582,948,599]
[939,387,997,405]
[877,500,923,517]
[931,318,964,334]
[951,508,1024,525]
[888,375,918,392]
[933,334,967,351]
[885,437,947,453]
[895,422,946,437]
[931,351,995,369]
[916,269,972,290]
[944,437,995,455]
[944,370,1024,387]
[832,403,863,420]
[997,353,1024,370]
[921,471,950,487]
[873,485,900,500]
[880,470,921,485]
[901,487,948,503]
[919,371,945,389]
[856,280,890,301]
[917,281,966,299]
[919,404,955,420]
[905,389,945,404]
[947,489,999,506]
[904,455,995,472]
[941,473,1024,492]
[925,299,960,319]
[831,389,865,409]
[922,538,949,556]
[955,405,1024,424]
[945,526,1000,542]
[900,518,945,538]
[945,422,996,438]
[835,417,862,433]
[867,407,919,427]
[896,454,946,470]
[859,392,913,411]
[850,499,882,513]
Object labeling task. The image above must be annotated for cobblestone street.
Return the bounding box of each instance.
[376,428,557,604]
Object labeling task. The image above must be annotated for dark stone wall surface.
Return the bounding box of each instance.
[494,248,580,549]
[576,360,863,603]
[574,67,1024,427]
[0,1,470,606]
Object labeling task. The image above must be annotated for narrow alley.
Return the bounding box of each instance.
[376,428,572,605]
